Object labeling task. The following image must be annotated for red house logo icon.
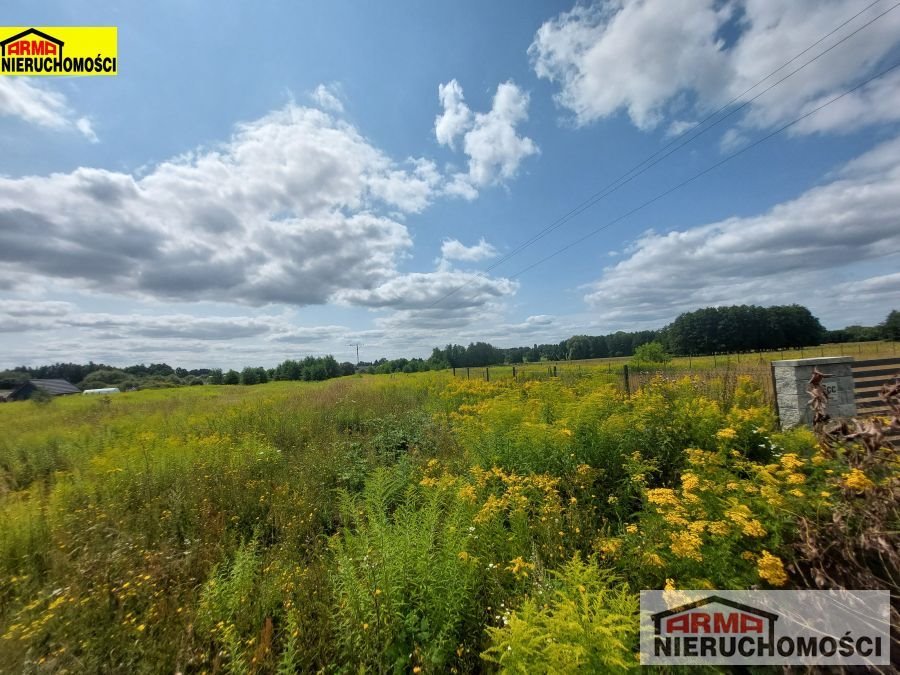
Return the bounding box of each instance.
[0,28,64,58]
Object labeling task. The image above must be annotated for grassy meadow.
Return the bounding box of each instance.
[0,357,896,672]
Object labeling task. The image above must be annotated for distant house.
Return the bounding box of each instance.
[4,379,81,401]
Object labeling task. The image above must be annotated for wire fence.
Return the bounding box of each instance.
[449,359,776,407]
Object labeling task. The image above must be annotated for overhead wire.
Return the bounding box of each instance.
[506,59,900,280]
[423,0,898,308]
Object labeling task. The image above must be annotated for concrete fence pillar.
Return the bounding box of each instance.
[771,356,856,429]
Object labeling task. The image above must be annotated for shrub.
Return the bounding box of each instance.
[482,554,638,672]
[629,341,670,367]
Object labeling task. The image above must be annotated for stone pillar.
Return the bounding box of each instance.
[771,356,856,429]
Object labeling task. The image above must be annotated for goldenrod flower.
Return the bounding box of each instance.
[643,552,664,567]
[716,427,737,441]
[507,556,534,579]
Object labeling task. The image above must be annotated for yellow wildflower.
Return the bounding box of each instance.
[842,468,875,491]
[507,556,534,579]
[669,531,703,561]
[708,521,730,536]
[681,472,700,492]
[779,453,804,470]
[742,519,767,538]
[786,473,805,485]
[688,520,707,534]
[643,552,664,567]
[664,578,676,591]
[646,488,679,508]
[716,427,737,441]
[595,537,622,556]
[457,484,477,503]
[625,524,638,534]
[757,551,788,586]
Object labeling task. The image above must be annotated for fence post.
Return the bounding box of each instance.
[512,366,517,382]
[623,364,631,396]
[485,367,490,382]
[466,367,470,380]
[770,362,781,428]
[553,365,557,377]
[452,367,456,377]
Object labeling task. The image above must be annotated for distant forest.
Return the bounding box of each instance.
[2,305,897,387]
[423,305,898,370]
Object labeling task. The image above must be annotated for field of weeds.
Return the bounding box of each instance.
[0,370,896,672]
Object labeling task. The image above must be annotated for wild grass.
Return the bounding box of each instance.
[0,366,895,672]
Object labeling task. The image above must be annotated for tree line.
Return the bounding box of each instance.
[3,306,896,389]
[208,356,357,385]
[426,304,897,368]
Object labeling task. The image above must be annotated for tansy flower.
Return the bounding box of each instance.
[708,521,730,536]
[681,472,700,491]
[646,488,679,508]
[716,427,737,441]
[842,468,875,491]
[742,520,767,538]
[669,531,703,561]
[757,551,788,586]
[779,453,804,470]
[626,524,638,534]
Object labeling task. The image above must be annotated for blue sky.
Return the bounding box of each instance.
[1,0,899,368]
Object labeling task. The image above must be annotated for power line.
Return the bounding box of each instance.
[425,0,897,309]
[505,59,900,281]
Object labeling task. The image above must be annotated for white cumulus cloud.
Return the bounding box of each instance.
[434,79,538,196]
[530,0,900,136]
[440,237,498,262]
[583,134,900,328]
[0,77,98,140]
